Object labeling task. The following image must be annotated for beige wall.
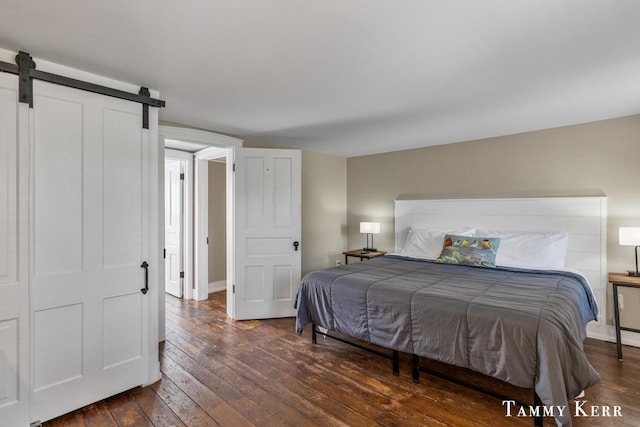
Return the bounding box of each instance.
[347,114,640,328]
[243,140,348,275]
[208,161,227,283]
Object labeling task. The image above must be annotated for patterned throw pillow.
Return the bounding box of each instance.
[435,234,501,268]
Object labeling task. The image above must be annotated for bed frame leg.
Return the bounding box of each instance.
[412,354,420,384]
[311,323,317,344]
[533,391,543,427]
[392,350,399,376]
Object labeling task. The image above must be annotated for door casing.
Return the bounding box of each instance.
[159,127,242,326]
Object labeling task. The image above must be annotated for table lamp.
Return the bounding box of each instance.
[619,227,640,276]
[360,222,380,253]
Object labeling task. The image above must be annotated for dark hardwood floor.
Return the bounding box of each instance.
[45,292,640,426]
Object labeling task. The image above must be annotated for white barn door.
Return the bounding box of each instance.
[0,72,29,426]
[234,148,301,320]
[164,158,183,298]
[29,80,151,422]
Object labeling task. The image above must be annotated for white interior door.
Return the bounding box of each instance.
[0,71,29,427]
[234,148,301,320]
[29,80,151,422]
[164,159,183,298]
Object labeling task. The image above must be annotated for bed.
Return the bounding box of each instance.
[295,197,606,427]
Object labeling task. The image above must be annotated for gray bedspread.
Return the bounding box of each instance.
[295,255,600,427]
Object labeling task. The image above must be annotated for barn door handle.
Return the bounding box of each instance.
[140,261,149,294]
[293,241,299,251]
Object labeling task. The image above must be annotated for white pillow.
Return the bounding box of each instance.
[400,227,475,260]
[474,229,569,269]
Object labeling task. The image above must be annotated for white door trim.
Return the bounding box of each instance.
[159,126,242,310]
[161,126,243,151]
[146,111,162,387]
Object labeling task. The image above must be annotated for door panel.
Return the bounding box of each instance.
[33,95,83,276]
[273,157,293,227]
[30,81,148,422]
[33,305,83,391]
[273,266,294,300]
[234,148,301,320]
[103,293,142,368]
[0,80,18,285]
[0,77,18,286]
[103,109,143,268]
[0,318,19,415]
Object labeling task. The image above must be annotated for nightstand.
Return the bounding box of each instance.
[608,273,640,361]
[342,249,387,264]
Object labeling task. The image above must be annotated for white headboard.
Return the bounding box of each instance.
[394,197,608,335]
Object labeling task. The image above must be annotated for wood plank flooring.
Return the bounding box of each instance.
[44,292,640,426]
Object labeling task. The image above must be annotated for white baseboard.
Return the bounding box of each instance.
[587,322,640,348]
[208,280,226,293]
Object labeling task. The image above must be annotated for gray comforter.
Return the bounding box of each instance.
[295,255,600,427]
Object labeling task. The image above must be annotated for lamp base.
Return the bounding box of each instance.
[363,247,377,252]
[627,270,640,277]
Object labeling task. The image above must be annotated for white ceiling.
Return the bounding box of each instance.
[1,1,639,157]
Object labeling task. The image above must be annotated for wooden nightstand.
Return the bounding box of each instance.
[342,249,387,264]
[608,272,640,361]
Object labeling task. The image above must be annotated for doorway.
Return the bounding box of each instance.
[206,157,227,295]
[164,156,185,298]
[163,154,228,298]
[193,147,235,308]
[159,126,301,329]
[159,126,242,341]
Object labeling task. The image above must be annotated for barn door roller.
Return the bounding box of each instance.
[17,51,35,107]
[0,51,165,129]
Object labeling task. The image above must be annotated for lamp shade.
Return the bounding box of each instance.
[619,227,640,245]
[360,222,380,234]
